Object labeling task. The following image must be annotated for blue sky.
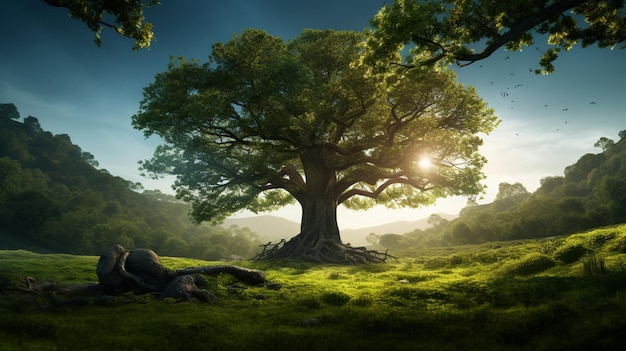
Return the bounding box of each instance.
[1,1,625,229]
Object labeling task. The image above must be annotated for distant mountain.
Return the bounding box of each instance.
[222,213,457,246]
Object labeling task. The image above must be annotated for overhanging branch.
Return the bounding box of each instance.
[403,0,589,67]
[44,0,125,36]
[455,0,589,66]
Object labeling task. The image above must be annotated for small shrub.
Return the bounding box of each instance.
[582,253,607,276]
[321,291,351,306]
[553,244,589,264]
[501,254,556,276]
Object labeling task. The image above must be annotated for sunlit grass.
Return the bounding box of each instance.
[2,224,626,350]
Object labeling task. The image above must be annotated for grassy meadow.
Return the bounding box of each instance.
[2,225,626,351]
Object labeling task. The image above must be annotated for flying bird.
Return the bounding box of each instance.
[590,101,596,104]
[562,108,568,111]
[505,56,510,60]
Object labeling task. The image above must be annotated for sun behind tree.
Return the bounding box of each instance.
[132,29,499,263]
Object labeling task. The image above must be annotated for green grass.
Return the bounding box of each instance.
[3,224,626,350]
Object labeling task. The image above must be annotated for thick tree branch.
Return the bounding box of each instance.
[454,0,589,65]
[402,0,590,68]
[278,164,306,189]
[266,165,306,200]
[410,34,448,66]
[329,99,370,143]
[338,176,428,205]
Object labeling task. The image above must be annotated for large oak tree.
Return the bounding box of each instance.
[132,29,498,263]
[366,0,625,73]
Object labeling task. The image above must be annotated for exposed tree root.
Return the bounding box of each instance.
[254,235,397,264]
[173,265,266,286]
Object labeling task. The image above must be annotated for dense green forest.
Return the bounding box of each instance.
[0,103,262,259]
[372,130,626,252]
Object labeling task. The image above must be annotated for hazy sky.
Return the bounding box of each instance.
[1,1,624,229]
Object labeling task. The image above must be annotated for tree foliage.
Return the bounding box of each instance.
[0,104,20,120]
[133,29,499,263]
[43,0,158,50]
[594,136,615,151]
[366,0,626,73]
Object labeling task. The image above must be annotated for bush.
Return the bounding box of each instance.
[553,244,589,263]
[500,254,556,276]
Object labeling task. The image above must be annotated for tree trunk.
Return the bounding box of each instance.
[299,147,341,244]
[255,148,394,264]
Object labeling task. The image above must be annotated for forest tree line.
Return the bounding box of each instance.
[0,103,263,259]
[370,130,626,252]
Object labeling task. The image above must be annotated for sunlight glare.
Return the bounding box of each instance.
[418,157,432,169]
